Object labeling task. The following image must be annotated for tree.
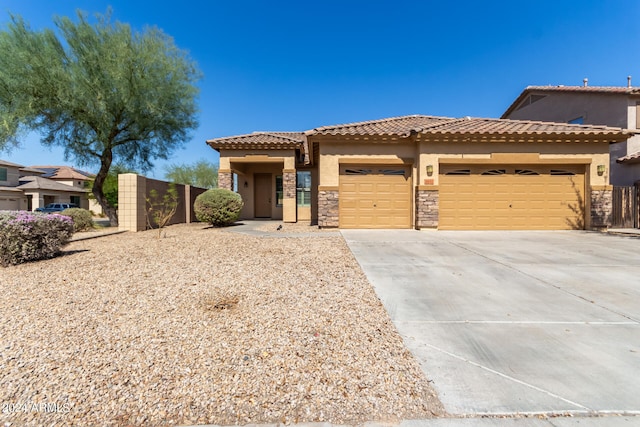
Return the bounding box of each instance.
[165,160,218,188]
[87,163,135,209]
[0,10,201,225]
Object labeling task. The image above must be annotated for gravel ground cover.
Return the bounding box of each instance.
[0,223,443,426]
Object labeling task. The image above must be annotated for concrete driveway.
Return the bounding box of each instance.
[341,230,640,418]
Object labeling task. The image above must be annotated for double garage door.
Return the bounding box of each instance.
[339,164,412,229]
[439,165,585,230]
[338,163,586,230]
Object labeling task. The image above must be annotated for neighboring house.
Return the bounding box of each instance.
[0,160,90,211]
[207,115,629,230]
[501,82,640,186]
[29,165,102,214]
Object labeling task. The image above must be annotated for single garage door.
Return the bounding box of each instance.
[339,164,412,228]
[439,165,585,230]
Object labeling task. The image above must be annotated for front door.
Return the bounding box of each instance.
[254,173,272,218]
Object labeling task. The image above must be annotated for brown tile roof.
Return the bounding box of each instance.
[206,132,305,149]
[422,117,628,137]
[17,176,89,192]
[617,151,640,164]
[206,115,629,149]
[30,165,94,180]
[307,115,455,136]
[502,85,640,118]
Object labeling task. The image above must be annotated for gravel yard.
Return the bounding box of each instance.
[0,223,443,426]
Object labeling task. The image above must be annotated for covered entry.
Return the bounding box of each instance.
[339,164,412,228]
[439,164,586,230]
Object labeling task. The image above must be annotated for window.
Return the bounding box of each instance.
[550,169,575,176]
[275,175,283,207]
[70,196,80,206]
[345,168,373,175]
[515,169,540,175]
[0,167,7,182]
[445,169,471,175]
[232,173,238,192]
[515,94,546,111]
[296,171,311,207]
[568,116,584,125]
[481,169,506,175]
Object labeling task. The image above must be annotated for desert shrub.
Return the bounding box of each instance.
[194,189,244,227]
[61,208,94,232]
[0,211,74,266]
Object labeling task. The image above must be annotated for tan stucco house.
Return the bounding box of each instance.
[502,82,640,186]
[207,115,629,230]
[0,160,90,211]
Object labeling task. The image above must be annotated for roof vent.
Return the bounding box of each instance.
[628,75,632,88]
[465,116,471,120]
[583,78,588,87]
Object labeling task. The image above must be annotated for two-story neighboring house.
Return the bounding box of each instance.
[0,160,91,211]
[501,81,640,186]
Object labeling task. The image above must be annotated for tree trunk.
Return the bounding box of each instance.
[92,149,119,227]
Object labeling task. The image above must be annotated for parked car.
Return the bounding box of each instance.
[35,203,78,213]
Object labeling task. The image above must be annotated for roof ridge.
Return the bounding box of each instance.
[310,114,451,132]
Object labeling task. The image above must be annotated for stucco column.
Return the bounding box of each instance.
[282,169,297,223]
[218,169,233,190]
[415,186,439,229]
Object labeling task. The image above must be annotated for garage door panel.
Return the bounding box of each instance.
[339,165,411,229]
[439,166,585,230]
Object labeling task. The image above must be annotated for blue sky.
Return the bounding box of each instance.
[1,0,639,178]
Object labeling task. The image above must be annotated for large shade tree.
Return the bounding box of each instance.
[0,11,201,225]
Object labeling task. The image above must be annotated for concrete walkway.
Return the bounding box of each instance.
[338,230,640,427]
[223,220,340,238]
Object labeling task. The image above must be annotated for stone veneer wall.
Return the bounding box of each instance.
[218,170,233,190]
[590,189,612,229]
[283,171,296,199]
[415,189,439,229]
[318,190,339,228]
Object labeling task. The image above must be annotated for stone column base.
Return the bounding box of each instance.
[415,189,439,229]
[318,189,339,228]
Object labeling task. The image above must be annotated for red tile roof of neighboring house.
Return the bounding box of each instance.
[307,115,454,137]
[29,165,94,180]
[206,132,305,149]
[502,85,640,118]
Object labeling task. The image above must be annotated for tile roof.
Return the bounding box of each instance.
[29,165,94,180]
[502,85,640,118]
[421,117,628,137]
[206,115,629,149]
[617,151,640,164]
[206,132,305,149]
[17,176,89,192]
[307,115,455,136]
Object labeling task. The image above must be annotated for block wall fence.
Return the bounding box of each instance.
[118,173,208,232]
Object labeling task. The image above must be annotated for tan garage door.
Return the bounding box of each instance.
[339,165,412,228]
[0,197,20,211]
[439,165,585,230]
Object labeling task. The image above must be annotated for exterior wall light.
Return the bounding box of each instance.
[597,165,605,176]
[244,181,249,188]
[426,165,434,176]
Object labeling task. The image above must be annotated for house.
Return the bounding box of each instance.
[207,115,629,230]
[501,81,640,186]
[0,160,90,211]
[30,165,102,214]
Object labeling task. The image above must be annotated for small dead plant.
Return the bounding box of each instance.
[202,293,239,311]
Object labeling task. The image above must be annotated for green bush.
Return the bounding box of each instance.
[194,189,244,227]
[61,208,94,232]
[0,211,74,267]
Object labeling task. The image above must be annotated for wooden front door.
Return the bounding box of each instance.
[254,173,272,218]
